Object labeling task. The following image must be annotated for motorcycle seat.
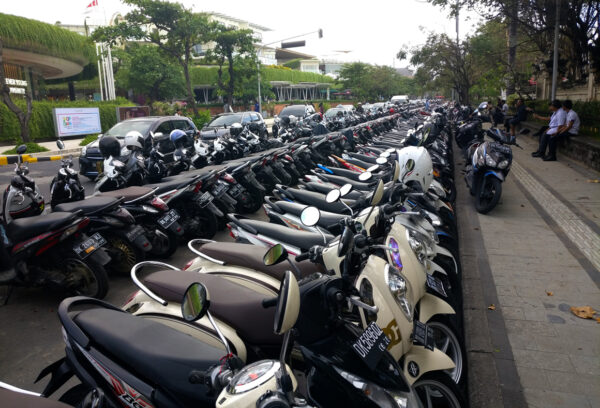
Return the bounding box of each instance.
[73,307,223,406]
[0,389,72,408]
[314,173,376,191]
[197,241,325,279]
[7,212,79,243]
[265,199,347,232]
[276,186,356,214]
[53,196,120,215]
[345,152,379,165]
[100,186,154,202]
[328,166,383,182]
[229,217,334,253]
[300,182,365,201]
[142,270,282,345]
[145,178,192,195]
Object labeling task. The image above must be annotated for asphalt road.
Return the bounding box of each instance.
[0,158,268,396]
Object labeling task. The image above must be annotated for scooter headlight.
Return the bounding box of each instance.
[498,160,509,169]
[81,145,87,156]
[334,367,415,407]
[384,264,412,321]
[485,155,497,167]
[406,229,426,263]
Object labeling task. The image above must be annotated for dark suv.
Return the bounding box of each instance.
[200,112,267,140]
[79,116,198,179]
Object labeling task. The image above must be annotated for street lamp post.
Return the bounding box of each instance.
[257,29,323,114]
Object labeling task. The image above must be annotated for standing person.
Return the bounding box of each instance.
[175,109,182,117]
[318,102,324,115]
[508,98,528,137]
[531,100,567,161]
[223,102,233,113]
[502,99,509,116]
[535,99,579,162]
[425,98,431,112]
[254,101,260,113]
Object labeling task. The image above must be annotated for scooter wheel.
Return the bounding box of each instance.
[64,257,109,299]
[427,316,467,390]
[105,234,146,275]
[475,177,502,214]
[413,372,467,408]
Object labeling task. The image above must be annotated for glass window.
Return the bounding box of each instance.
[104,120,155,138]
[172,120,193,131]
[155,121,173,135]
[208,114,244,126]
[250,113,260,122]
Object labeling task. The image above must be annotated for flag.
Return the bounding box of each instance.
[84,0,99,13]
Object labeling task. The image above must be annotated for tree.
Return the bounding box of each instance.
[115,44,185,102]
[338,62,373,99]
[0,38,33,143]
[206,23,257,105]
[92,0,211,115]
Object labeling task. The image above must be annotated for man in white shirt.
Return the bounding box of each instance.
[531,100,567,161]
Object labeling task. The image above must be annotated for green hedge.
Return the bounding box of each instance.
[0,13,94,65]
[0,98,134,142]
[190,66,333,87]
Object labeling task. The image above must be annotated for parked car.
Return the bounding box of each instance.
[200,112,267,140]
[79,116,198,180]
[273,104,316,135]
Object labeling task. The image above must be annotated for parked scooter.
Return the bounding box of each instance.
[50,139,85,208]
[2,145,45,222]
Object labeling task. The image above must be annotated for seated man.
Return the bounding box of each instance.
[508,98,528,136]
[531,100,567,161]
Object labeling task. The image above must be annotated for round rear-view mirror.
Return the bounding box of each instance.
[300,206,320,227]
[376,157,387,165]
[370,179,385,206]
[181,283,210,322]
[339,183,353,197]
[386,148,395,153]
[326,189,341,203]
[56,140,65,150]
[16,145,27,155]
[274,270,300,335]
[380,151,391,158]
[263,243,288,266]
[337,226,355,257]
[358,171,372,181]
[367,164,380,173]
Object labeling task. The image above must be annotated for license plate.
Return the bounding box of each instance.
[158,209,180,229]
[229,184,243,198]
[74,233,106,259]
[212,183,228,197]
[96,161,103,173]
[426,274,447,298]
[351,322,391,370]
[196,191,214,207]
[412,320,434,351]
[125,225,145,241]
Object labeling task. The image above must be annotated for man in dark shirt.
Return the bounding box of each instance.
[509,98,527,137]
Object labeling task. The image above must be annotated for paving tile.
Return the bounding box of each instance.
[502,306,525,320]
[514,366,548,390]
[505,320,557,337]
[544,369,600,396]
[513,349,575,372]
[569,354,600,376]
[523,388,592,408]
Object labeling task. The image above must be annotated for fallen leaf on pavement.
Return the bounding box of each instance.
[587,179,600,183]
[570,306,597,319]
[546,291,553,296]
[488,304,496,310]
[596,317,600,324]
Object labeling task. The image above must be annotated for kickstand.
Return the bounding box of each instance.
[1,285,13,306]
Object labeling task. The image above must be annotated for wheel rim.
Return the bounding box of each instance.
[110,238,138,273]
[64,258,99,296]
[428,321,463,384]
[414,377,462,408]
[479,179,496,205]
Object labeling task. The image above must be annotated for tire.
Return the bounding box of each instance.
[413,371,467,408]
[475,176,502,214]
[63,257,109,299]
[149,228,179,259]
[59,384,91,405]
[176,200,218,240]
[427,316,467,390]
[236,190,263,214]
[105,234,145,275]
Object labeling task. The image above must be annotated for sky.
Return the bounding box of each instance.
[2,0,484,68]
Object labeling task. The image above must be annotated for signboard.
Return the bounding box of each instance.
[53,107,102,137]
[4,78,28,94]
[116,106,150,122]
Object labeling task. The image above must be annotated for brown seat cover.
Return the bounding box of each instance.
[99,186,154,202]
[0,388,72,408]
[143,270,282,345]
[199,242,325,279]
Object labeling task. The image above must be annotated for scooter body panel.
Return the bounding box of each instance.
[402,345,455,385]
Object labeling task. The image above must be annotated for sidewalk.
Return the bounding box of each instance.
[35,138,84,157]
[456,135,600,407]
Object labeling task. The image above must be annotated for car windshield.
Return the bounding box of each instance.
[104,120,154,138]
[280,106,307,117]
[208,114,243,127]
[325,108,344,118]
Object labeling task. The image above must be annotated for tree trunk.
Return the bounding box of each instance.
[0,38,32,143]
[506,0,519,96]
[227,53,235,106]
[181,54,197,116]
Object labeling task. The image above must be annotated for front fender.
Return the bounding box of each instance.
[403,345,455,385]
[484,170,504,182]
[418,293,455,323]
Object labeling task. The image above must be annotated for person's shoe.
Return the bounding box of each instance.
[542,155,557,161]
[531,151,542,157]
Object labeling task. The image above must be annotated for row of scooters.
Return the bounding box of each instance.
[2,106,471,407]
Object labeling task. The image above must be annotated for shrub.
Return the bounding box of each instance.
[192,110,212,129]
[2,142,49,155]
[79,134,99,146]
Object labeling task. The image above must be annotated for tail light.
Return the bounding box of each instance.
[124,290,141,306]
[226,223,237,240]
[151,197,168,211]
[222,173,236,184]
[193,180,203,193]
[284,154,292,161]
[61,218,90,241]
[183,260,194,270]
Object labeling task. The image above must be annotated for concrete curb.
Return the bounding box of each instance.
[0,148,81,165]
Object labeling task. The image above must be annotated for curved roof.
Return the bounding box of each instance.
[0,13,93,79]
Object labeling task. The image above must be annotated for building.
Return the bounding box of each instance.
[396,67,414,78]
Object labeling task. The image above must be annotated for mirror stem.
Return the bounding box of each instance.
[206,311,232,356]
[341,201,354,217]
[286,259,302,278]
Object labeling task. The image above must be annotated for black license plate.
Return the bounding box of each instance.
[74,233,106,259]
[158,209,180,229]
[229,184,243,198]
[196,191,214,207]
[352,322,391,370]
[426,274,447,298]
[125,225,145,241]
[412,320,434,351]
[212,183,228,197]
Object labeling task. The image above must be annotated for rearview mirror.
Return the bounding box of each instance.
[274,270,300,335]
[181,283,210,322]
[386,148,395,153]
[56,140,65,150]
[339,183,353,197]
[326,189,341,203]
[16,145,27,155]
[367,164,379,173]
[380,151,390,158]
[358,171,372,181]
[300,206,321,227]
[263,244,288,266]
[376,157,387,165]
[370,179,385,206]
